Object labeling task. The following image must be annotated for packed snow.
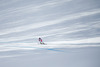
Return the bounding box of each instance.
[0,0,100,67]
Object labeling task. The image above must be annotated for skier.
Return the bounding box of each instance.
[39,38,46,45]
[39,38,43,44]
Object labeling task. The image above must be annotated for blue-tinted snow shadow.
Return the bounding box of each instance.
[47,48,64,52]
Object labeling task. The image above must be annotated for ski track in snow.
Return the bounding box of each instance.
[0,0,100,43]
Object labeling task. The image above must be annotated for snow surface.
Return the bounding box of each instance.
[0,43,100,67]
[0,0,100,67]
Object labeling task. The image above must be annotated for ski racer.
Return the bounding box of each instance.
[39,38,43,44]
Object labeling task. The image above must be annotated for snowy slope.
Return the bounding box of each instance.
[0,43,100,67]
[0,0,100,67]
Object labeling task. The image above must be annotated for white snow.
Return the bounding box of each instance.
[0,0,100,67]
[0,43,100,67]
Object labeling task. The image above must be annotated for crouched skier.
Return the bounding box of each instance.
[39,38,45,45]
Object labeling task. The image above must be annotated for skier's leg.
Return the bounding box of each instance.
[40,42,42,44]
